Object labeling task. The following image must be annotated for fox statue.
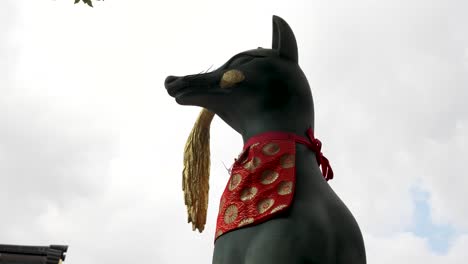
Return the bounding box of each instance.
[165,15,366,264]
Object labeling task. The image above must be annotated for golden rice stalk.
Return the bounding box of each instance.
[183,108,215,232]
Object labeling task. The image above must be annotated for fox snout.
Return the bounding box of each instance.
[164,74,205,98]
[165,75,178,86]
[164,75,182,97]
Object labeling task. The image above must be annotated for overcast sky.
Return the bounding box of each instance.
[1,0,467,263]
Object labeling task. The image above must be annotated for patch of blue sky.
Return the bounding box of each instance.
[407,186,457,254]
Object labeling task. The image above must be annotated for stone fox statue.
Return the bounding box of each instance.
[165,15,366,264]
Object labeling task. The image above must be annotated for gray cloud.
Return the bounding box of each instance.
[290,0,468,234]
[1,0,467,263]
[0,0,117,245]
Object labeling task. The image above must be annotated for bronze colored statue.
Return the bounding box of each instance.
[165,15,366,264]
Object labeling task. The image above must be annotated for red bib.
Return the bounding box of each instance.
[215,127,333,241]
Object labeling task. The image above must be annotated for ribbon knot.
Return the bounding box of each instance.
[306,127,334,181]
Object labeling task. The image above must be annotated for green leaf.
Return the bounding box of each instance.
[73,0,99,8]
[83,0,93,7]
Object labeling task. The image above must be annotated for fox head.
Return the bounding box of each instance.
[165,15,315,136]
[164,15,316,232]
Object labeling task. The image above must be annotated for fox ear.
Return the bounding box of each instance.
[272,15,298,63]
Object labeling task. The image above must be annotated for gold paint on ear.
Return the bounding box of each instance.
[220,69,245,88]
